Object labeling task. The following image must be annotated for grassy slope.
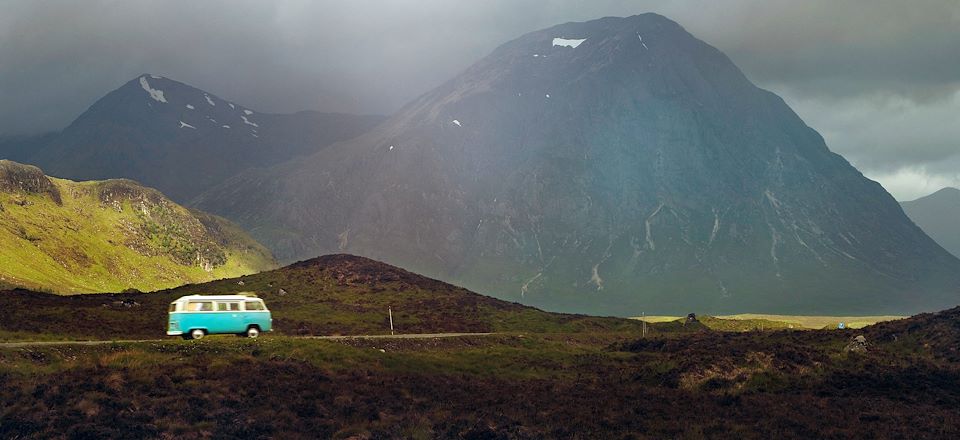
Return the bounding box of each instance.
[0,172,276,293]
[0,254,642,341]
[1,307,959,438]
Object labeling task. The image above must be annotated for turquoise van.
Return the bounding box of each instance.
[167,294,273,340]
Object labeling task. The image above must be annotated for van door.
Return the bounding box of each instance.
[215,301,244,333]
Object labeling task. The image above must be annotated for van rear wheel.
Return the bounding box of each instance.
[190,329,205,340]
[245,327,260,338]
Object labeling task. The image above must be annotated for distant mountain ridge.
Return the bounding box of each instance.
[0,160,277,293]
[901,187,960,258]
[0,75,385,201]
[196,14,960,316]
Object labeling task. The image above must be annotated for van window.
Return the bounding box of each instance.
[217,302,241,312]
[187,302,213,312]
[169,303,179,312]
[245,301,265,311]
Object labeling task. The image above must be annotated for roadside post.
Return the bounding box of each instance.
[389,307,395,335]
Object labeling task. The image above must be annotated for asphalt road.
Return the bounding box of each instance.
[0,332,495,348]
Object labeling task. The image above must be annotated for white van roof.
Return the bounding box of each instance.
[173,294,262,302]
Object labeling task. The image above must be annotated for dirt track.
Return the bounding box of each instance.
[0,332,495,348]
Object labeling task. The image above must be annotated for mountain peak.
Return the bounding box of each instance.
[11,72,384,202]
[112,73,240,112]
[196,14,960,316]
[923,187,960,201]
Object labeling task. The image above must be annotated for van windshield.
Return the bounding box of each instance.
[169,303,178,312]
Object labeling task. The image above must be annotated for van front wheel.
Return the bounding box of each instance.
[189,329,205,340]
[245,327,260,338]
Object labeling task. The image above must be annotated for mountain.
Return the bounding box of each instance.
[901,187,960,258]
[194,14,960,316]
[0,254,638,340]
[0,75,385,201]
[0,160,276,293]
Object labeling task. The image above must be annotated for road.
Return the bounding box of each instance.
[0,332,495,348]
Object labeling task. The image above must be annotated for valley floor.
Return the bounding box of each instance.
[2,320,959,439]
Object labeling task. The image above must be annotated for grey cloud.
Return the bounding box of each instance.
[1,0,959,199]
[681,1,960,101]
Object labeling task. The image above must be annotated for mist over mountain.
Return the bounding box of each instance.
[0,75,385,201]
[901,187,960,259]
[194,14,960,316]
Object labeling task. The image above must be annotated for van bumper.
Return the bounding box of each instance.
[167,330,184,336]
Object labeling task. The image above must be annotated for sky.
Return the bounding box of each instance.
[1,0,958,200]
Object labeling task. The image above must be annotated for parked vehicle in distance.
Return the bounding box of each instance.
[167,293,272,340]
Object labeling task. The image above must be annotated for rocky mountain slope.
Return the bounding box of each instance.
[0,75,384,201]
[901,187,960,258]
[0,160,276,293]
[195,14,960,316]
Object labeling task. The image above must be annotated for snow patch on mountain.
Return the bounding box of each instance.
[185,104,195,110]
[241,115,259,127]
[244,109,253,115]
[590,263,604,290]
[452,120,462,127]
[139,77,167,103]
[553,37,586,48]
[205,95,215,106]
[179,121,195,129]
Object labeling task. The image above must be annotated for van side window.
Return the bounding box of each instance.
[169,303,179,312]
[188,302,213,312]
[217,302,241,311]
[245,301,264,311]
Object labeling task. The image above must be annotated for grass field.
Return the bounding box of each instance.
[717,314,905,329]
[2,307,959,439]
[2,250,956,437]
[634,314,906,330]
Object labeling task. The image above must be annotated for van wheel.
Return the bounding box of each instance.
[245,327,260,338]
[190,329,205,340]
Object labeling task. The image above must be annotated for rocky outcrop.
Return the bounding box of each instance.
[0,160,62,204]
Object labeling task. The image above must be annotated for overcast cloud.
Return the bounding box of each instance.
[1,0,958,200]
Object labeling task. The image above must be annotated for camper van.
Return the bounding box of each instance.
[167,294,272,340]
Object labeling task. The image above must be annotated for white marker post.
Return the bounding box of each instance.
[388,307,394,335]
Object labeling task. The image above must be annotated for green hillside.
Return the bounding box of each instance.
[0,254,641,341]
[0,160,276,293]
